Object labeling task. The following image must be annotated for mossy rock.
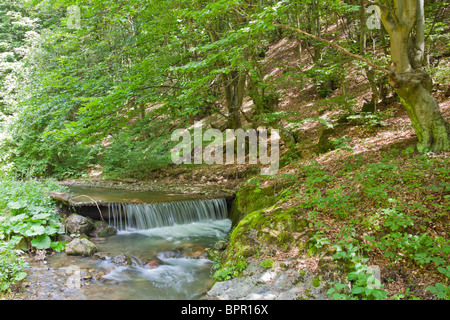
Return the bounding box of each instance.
[229,184,277,227]
[65,238,98,257]
[90,221,117,237]
[223,204,312,268]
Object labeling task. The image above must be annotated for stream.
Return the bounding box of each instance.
[21,188,232,300]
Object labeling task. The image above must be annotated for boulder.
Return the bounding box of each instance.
[192,250,207,259]
[90,221,117,238]
[65,238,98,257]
[92,252,110,260]
[65,214,94,235]
[112,254,133,266]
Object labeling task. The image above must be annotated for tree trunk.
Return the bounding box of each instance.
[391,72,450,153]
[378,0,450,152]
[359,0,367,55]
[209,28,243,129]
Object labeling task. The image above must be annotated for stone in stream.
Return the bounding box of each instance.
[89,221,117,238]
[156,251,182,260]
[65,214,94,236]
[65,238,98,257]
[144,260,159,269]
[112,254,133,266]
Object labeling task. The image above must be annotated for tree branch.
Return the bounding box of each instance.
[273,23,392,76]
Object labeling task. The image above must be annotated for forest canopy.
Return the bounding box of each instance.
[0,0,449,179]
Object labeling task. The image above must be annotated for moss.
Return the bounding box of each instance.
[260,257,275,269]
[312,277,321,287]
[230,184,277,226]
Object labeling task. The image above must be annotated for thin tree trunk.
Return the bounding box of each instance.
[209,28,243,129]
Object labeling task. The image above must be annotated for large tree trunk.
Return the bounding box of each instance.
[392,72,450,152]
[378,0,450,152]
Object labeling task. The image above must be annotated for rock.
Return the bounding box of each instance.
[47,191,71,205]
[65,214,94,236]
[213,240,228,251]
[204,261,331,300]
[156,251,181,260]
[92,252,109,260]
[144,260,159,269]
[205,248,221,262]
[192,250,207,259]
[90,221,117,238]
[112,254,133,266]
[65,238,98,257]
[206,240,228,261]
[57,234,73,243]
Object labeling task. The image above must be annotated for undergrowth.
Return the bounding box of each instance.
[218,145,449,300]
[0,177,67,295]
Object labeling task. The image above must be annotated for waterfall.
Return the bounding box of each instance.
[107,198,228,231]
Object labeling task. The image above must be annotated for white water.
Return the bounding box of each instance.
[89,218,232,299]
[24,197,232,300]
[107,198,228,231]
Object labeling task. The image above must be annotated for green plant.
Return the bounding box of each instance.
[308,232,330,251]
[0,242,29,294]
[260,257,275,269]
[0,200,65,251]
[380,208,415,232]
[331,135,354,152]
[0,178,66,252]
[212,255,248,282]
[426,283,450,299]
[329,246,389,300]
[426,266,450,299]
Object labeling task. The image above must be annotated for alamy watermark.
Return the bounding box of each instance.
[366,5,381,30]
[65,265,81,289]
[171,121,280,175]
[67,5,81,30]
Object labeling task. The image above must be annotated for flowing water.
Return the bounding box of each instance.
[23,188,232,300]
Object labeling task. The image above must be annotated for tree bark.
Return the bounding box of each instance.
[378,0,450,152]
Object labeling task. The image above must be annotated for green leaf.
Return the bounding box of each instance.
[372,290,388,300]
[31,235,51,250]
[7,201,27,210]
[335,283,347,291]
[426,285,437,293]
[14,272,28,282]
[31,212,52,221]
[9,213,28,222]
[23,224,46,237]
[351,286,365,295]
[10,235,24,245]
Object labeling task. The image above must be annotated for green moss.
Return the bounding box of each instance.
[230,184,277,226]
[312,277,321,287]
[260,257,275,269]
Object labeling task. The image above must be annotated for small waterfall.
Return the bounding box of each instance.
[107,198,228,231]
